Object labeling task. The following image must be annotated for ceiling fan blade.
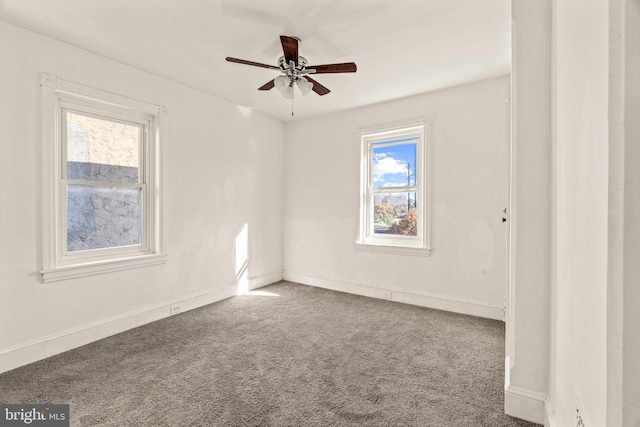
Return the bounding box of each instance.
[305,76,331,96]
[280,35,299,66]
[307,62,357,74]
[258,80,275,91]
[226,57,279,70]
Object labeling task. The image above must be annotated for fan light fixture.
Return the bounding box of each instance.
[297,77,313,96]
[274,75,313,98]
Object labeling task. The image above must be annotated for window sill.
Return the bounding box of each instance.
[354,242,432,257]
[41,253,168,283]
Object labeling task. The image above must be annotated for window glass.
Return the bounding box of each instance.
[66,111,140,184]
[372,139,417,187]
[67,185,142,251]
[372,192,417,235]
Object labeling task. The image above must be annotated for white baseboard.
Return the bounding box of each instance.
[0,285,236,374]
[282,271,504,321]
[248,271,283,290]
[504,385,547,425]
[545,399,557,427]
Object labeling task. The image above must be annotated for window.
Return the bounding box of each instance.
[40,74,166,282]
[356,119,431,255]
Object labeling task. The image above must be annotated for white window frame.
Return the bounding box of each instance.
[40,74,167,282]
[355,118,432,256]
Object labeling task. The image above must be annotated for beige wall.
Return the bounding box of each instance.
[549,0,609,426]
[283,76,510,319]
[512,0,640,425]
[506,1,552,424]
[609,1,640,425]
[0,22,285,371]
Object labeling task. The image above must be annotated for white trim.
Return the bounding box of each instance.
[504,385,547,425]
[283,271,504,320]
[41,253,168,282]
[0,284,236,374]
[353,241,432,256]
[545,399,557,427]
[53,76,161,115]
[359,118,428,136]
[41,73,59,272]
[40,73,167,282]
[156,105,168,257]
[247,271,284,291]
[356,117,432,254]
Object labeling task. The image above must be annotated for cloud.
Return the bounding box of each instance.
[373,155,408,182]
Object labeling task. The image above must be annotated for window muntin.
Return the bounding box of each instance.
[41,74,166,282]
[357,121,431,254]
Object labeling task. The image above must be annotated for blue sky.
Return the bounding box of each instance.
[372,140,417,187]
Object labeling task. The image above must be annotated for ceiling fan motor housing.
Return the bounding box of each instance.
[278,55,308,79]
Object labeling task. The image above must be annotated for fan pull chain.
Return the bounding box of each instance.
[291,89,294,116]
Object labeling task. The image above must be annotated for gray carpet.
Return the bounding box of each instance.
[0,281,539,426]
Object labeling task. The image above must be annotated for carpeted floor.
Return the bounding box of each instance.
[0,281,540,426]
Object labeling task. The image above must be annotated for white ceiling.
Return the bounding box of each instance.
[0,0,510,122]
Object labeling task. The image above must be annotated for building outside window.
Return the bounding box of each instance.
[356,119,431,256]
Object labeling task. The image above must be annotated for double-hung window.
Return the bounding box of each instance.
[40,74,166,282]
[356,119,431,255]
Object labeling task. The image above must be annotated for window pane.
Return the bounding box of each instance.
[373,192,417,236]
[66,112,140,183]
[372,140,417,188]
[67,185,142,251]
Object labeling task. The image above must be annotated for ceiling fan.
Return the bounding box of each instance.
[226,35,357,100]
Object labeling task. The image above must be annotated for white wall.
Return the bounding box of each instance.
[283,76,509,320]
[0,22,284,372]
[609,0,640,425]
[506,1,551,423]
[549,1,609,426]
[620,1,640,423]
[607,2,625,424]
[510,1,640,425]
